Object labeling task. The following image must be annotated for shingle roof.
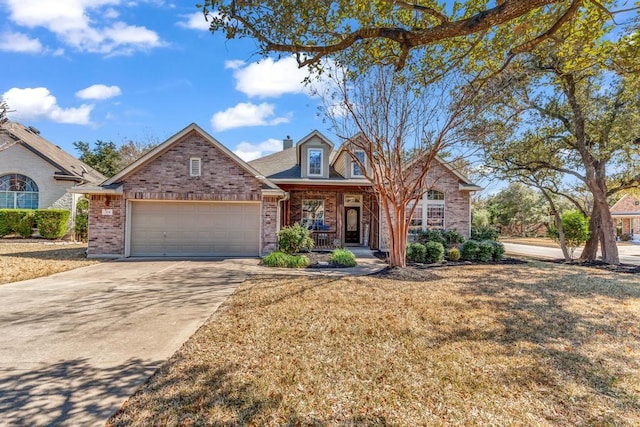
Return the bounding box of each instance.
[249,146,345,179]
[0,122,105,184]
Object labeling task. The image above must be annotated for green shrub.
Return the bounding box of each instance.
[447,247,461,262]
[278,223,314,254]
[441,229,465,247]
[471,226,500,241]
[0,209,35,237]
[489,240,505,261]
[74,198,89,242]
[287,254,310,268]
[262,251,310,268]
[460,240,480,261]
[35,209,70,239]
[477,240,494,262]
[329,248,357,267]
[406,242,426,263]
[548,211,590,258]
[415,229,446,247]
[424,241,445,263]
[262,251,290,267]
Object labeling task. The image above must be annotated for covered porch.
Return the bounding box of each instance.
[278,185,379,250]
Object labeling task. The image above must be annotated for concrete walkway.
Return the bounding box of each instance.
[0,255,387,427]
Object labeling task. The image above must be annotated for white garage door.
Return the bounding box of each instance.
[129,201,260,257]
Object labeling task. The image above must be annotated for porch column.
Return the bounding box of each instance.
[336,192,344,245]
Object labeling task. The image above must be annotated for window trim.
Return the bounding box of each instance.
[408,190,446,233]
[0,174,39,209]
[190,157,201,177]
[351,150,366,177]
[307,148,323,176]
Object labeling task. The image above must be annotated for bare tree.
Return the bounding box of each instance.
[326,66,476,267]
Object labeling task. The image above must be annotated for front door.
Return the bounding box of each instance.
[344,207,360,244]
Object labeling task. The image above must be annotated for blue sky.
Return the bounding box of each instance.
[0,0,331,161]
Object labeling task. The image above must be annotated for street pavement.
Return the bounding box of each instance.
[503,242,640,265]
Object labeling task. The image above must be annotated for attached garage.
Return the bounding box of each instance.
[128,201,261,257]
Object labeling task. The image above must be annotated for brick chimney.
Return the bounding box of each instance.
[283,135,293,150]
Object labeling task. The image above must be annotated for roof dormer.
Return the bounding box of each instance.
[296,130,334,179]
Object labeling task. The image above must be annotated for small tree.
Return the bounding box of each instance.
[74,140,120,177]
[327,65,476,267]
[548,211,590,260]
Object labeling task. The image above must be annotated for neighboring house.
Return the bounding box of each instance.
[78,123,480,258]
[611,194,640,241]
[0,122,104,220]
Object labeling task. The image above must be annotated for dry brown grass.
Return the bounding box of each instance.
[109,263,640,426]
[0,239,99,284]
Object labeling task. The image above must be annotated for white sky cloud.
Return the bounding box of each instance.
[75,84,122,100]
[177,11,211,31]
[0,31,43,53]
[234,138,282,161]
[3,87,93,125]
[211,102,290,131]
[226,57,310,98]
[3,0,164,55]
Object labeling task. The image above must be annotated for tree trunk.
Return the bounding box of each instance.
[380,196,407,268]
[580,193,619,264]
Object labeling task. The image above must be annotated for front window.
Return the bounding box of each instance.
[308,149,322,176]
[351,150,365,177]
[426,190,445,229]
[407,200,423,235]
[302,199,325,230]
[407,190,446,233]
[0,174,39,209]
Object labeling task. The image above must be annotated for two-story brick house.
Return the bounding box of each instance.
[78,123,479,258]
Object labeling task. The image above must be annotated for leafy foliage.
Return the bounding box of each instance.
[329,248,357,267]
[74,140,120,178]
[460,240,480,261]
[415,229,446,247]
[548,211,590,259]
[74,199,89,242]
[0,209,35,237]
[35,210,70,239]
[277,223,314,255]
[406,243,426,263]
[471,226,500,241]
[477,241,495,262]
[488,241,506,261]
[424,241,445,263]
[262,251,310,268]
[447,247,461,262]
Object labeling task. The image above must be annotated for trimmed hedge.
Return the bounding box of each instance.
[0,208,71,239]
[278,223,314,255]
[424,241,445,263]
[460,239,505,262]
[35,209,70,239]
[0,209,35,237]
[406,242,426,263]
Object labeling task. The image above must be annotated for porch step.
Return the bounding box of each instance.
[346,247,377,259]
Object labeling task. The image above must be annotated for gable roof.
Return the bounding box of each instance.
[0,122,105,184]
[104,123,280,190]
[610,194,640,215]
[296,130,335,164]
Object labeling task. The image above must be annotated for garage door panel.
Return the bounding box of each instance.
[130,201,260,257]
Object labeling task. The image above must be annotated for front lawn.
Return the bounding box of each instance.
[109,263,640,426]
[0,239,99,284]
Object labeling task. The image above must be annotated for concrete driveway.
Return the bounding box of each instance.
[0,259,256,427]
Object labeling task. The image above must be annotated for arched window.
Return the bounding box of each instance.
[0,174,39,209]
